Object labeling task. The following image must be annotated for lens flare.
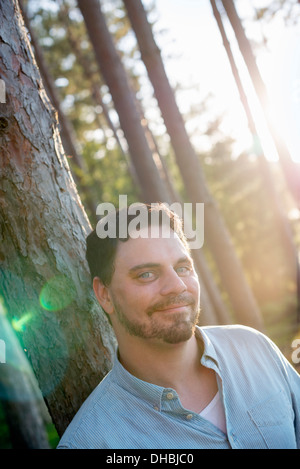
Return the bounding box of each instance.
[0,296,7,316]
[11,313,33,332]
[39,274,76,311]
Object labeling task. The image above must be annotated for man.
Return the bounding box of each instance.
[57,203,300,449]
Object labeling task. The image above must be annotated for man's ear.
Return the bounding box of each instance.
[93,277,114,316]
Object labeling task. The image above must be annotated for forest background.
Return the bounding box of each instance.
[0,0,300,449]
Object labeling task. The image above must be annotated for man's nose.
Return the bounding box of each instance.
[159,268,187,296]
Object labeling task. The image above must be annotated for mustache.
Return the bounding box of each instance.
[146,293,196,316]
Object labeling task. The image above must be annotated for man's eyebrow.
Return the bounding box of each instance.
[128,256,193,274]
[176,256,193,265]
[128,263,161,273]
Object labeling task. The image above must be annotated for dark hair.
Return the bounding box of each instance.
[86,203,189,286]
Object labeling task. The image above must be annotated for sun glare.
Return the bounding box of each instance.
[152,0,300,163]
[266,28,300,163]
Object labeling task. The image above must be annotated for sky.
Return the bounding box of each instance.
[142,0,300,163]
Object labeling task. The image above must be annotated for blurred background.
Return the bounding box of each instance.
[1,0,300,448]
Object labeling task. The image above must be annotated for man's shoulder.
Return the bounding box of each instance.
[199,323,273,354]
[57,369,115,449]
[201,323,265,339]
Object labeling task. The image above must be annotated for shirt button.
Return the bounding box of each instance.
[153,406,159,411]
[186,413,193,420]
[166,392,174,400]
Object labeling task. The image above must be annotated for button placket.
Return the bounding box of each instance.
[161,389,181,412]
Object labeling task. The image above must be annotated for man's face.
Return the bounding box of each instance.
[105,228,200,345]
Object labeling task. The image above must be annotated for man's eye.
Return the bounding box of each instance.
[137,272,155,280]
[176,266,192,275]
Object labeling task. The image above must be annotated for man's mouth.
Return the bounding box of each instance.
[147,296,195,316]
[158,303,191,312]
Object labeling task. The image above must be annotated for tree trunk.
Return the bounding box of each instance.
[122,0,264,330]
[77,0,170,205]
[220,0,300,208]
[0,310,50,448]
[56,1,141,198]
[0,0,116,438]
[18,0,98,219]
[211,0,299,298]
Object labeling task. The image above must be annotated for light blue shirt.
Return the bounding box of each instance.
[57,325,300,449]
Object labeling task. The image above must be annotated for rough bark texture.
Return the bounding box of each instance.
[123,0,264,330]
[0,312,50,448]
[0,0,116,437]
[18,0,98,219]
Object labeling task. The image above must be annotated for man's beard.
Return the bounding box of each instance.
[111,292,200,344]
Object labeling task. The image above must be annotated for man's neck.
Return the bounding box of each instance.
[117,330,203,390]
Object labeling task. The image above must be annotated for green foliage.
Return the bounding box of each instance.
[28,0,139,227]
[0,403,11,449]
[0,401,60,449]
[75,140,139,225]
[46,422,60,449]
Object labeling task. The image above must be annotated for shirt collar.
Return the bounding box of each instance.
[110,325,220,410]
[111,352,165,409]
[195,326,219,365]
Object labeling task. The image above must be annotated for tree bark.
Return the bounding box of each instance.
[0,0,116,437]
[18,0,98,219]
[77,0,170,205]
[0,310,50,448]
[122,0,264,330]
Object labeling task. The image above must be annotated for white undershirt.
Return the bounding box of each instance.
[199,391,227,434]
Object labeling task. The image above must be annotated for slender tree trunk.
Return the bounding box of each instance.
[57,0,141,197]
[0,0,116,437]
[122,0,263,330]
[211,0,299,297]
[77,0,170,205]
[220,0,300,208]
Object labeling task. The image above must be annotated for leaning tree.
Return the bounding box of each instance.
[0,0,116,437]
